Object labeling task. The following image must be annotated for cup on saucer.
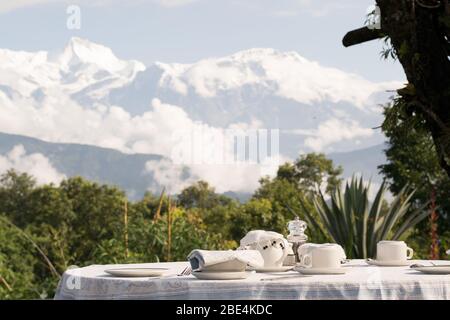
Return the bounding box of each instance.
[367,240,414,266]
[298,243,346,264]
[296,244,346,274]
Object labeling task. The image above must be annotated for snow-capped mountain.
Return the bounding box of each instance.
[0,37,144,102]
[0,38,401,193]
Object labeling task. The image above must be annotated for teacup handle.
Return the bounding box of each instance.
[301,253,312,268]
[276,238,289,266]
[406,247,414,259]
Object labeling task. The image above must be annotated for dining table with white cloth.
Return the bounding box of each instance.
[54,259,450,300]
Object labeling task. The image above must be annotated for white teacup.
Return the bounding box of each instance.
[298,243,346,264]
[376,241,413,261]
[300,244,343,269]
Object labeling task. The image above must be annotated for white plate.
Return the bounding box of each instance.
[294,266,347,275]
[366,259,412,267]
[104,267,169,277]
[411,265,450,275]
[192,271,252,280]
[249,266,294,273]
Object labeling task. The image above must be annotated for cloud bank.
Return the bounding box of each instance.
[0,145,66,185]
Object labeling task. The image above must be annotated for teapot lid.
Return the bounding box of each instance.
[239,230,286,247]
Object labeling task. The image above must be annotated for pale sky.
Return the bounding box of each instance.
[0,0,405,82]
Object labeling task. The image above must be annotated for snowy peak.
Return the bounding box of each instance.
[152,47,399,107]
[58,37,145,74]
[0,38,146,100]
[226,48,307,63]
[0,48,49,72]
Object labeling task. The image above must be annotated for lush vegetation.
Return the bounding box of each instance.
[305,177,429,259]
[0,150,445,299]
[380,99,450,258]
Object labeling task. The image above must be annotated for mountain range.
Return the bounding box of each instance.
[0,38,397,195]
[0,131,386,200]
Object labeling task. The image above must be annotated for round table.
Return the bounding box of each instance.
[54,260,450,300]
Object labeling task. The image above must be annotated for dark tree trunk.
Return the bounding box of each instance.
[377,0,450,177]
[344,0,450,177]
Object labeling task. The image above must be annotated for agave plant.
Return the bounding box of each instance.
[302,177,430,259]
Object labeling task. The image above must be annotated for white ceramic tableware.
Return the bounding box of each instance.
[297,243,346,264]
[249,266,293,273]
[104,268,168,277]
[294,266,347,275]
[299,244,343,269]
[410,265,450,275]
[366,258,412,267]
[376,240,413,262]
[192,271,252,280]
[240,231,289,268]
[256,238,289,268]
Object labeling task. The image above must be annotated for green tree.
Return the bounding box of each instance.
[0,170,36,227]
[230,198,275,241]
[0,215,40,299]
[380,100,450,257]
[178,181,234,209]
[293,153,343,194]
[59,177,127,264]
[177,181,238,243]
[254,176,327,243]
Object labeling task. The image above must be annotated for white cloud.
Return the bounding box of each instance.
[290,118,374,152]
[0,145,66,185]
[144,160,278,194]
[144,158,190,194]
[0,92,278,193]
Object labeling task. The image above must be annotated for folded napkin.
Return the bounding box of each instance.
[187,249,264,271]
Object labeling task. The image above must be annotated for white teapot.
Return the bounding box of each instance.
[239,230,289,268]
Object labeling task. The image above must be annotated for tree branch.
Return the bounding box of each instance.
[0,275,12,291]
[342,27,385,47]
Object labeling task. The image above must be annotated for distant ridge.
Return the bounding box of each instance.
[0,132,387,200]
[328,143,387,183]
[0,132,163,200]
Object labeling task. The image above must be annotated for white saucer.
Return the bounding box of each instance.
[410,265,450,275]
[366,259,412,267]
[249,266,293,273]
[104,267,169,277]
[192,270,252,280]
[294,266,347,275]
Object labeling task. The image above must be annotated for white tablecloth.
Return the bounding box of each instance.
[54,260,450,300]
